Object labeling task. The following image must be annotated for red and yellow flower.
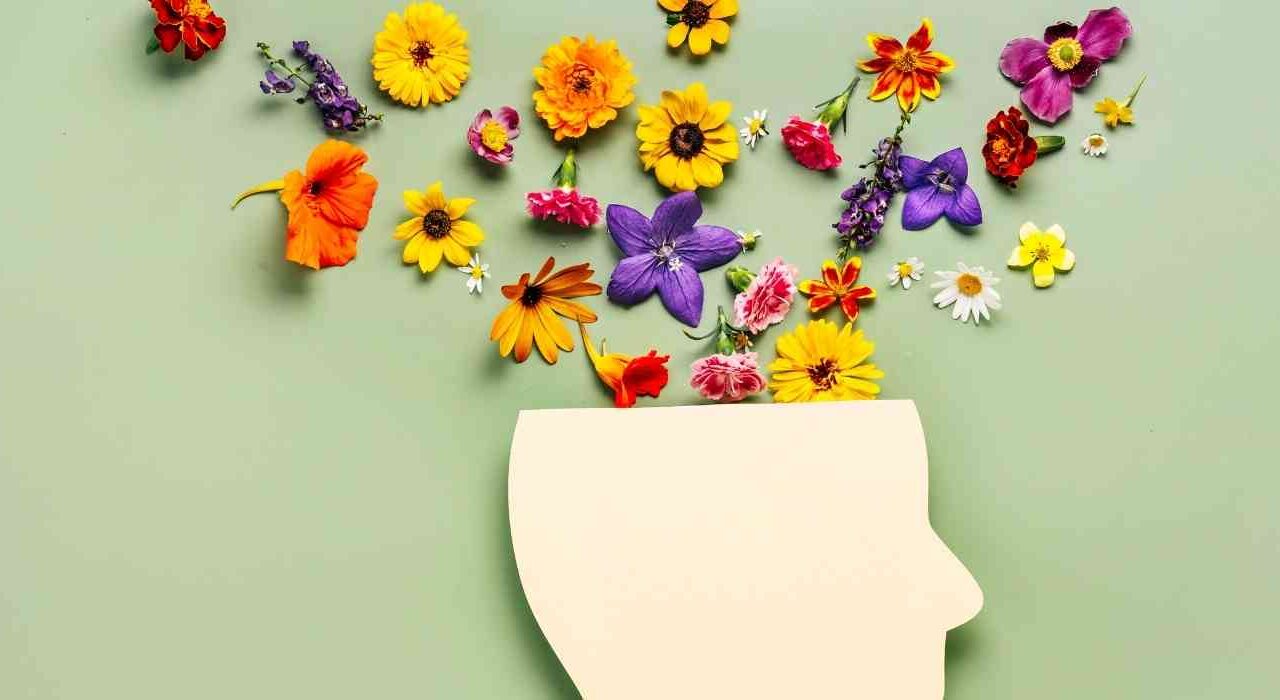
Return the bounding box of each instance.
[150,0,227,61]
[798,259,876,323]
[857,18,954,113]
[580,324,670,408]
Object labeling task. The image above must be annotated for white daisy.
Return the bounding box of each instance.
[458,254,490,295]
[887,257,925,290]
[740,109,769,149]
[1081,133,1108,157]
[931,262,1002,325]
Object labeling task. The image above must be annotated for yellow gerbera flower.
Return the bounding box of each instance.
[372,2,470,108]
[661,0,736,56]
[637,82,739,191]
[769,319,884,403]
[395,182,483,274]
[533,36,636,142]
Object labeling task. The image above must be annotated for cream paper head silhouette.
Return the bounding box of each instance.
[508,401,982,699]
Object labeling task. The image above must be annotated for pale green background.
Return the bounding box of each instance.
[2,1,1276,697]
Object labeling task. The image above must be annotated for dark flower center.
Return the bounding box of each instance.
[422,209,452,239]
[928,169,956,193]
[520,285,543,307]
[308,181,324,195]
[669,123,706,158]
[569,64,596,93]
[410,41,434,68]
[682,1,711,28]
[807,359,838,392]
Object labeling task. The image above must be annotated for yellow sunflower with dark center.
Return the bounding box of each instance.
[372,2,471,108]
[637,82,739,191]
[660,0,737,56]
[533,36,636,142]
[769,319,884,403]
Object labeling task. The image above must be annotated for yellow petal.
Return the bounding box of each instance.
[710,0,738,18]
[658,0,687,11]
[688,27,712,55]
[450,220,485,246]
[1044,224,1067,245]
[1051,247,1076,272]
[394,217,423,241]
[700,100,732,131]
[691,154,724,189]
[401,233,425,264]
[403,189,428,215]
[660,90,689,124]
[674,158,697,191]
[667,22,690,48]
[423,182,447,211]
[1018,221,1040,244]
[1032,260,1055,288]
[655,155,680,189]
[705,19,731,45]
[1007,245,1034,268]
[637,120,674,144]
[447,197,475,220]
[442,238,472,267]
[683,83,709,123]
[418,238,445,273]
[702,138,739,163]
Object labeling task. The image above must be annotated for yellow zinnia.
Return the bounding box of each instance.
[372,2,470,107]
[769,320,884,403]
[637,82,739,191]
[533,36,636,142]
[395,182,483,273]
[661,0,737,56]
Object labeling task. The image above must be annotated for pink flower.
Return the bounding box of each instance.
[733,257,798,333]
[467,107,520,165]
[690,352,766,403]
[526,188,602,229]
[781,116,842,171]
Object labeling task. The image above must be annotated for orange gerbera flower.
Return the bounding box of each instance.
[798,259,877,323]
[533,36,636,141]
[490,257,602,364]
[232,140,379,270]
[858,17,955,113]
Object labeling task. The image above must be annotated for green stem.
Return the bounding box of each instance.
[257,42,314,88]
[145,36,161,55]
[815,76,861,134]
[1123,74,1147,108]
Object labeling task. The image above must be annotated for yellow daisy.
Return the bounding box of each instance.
[661,0,737,56]
[769,319,884,403]
[637,82,739,191]
[395,182,483,274]
[372,2,470,108]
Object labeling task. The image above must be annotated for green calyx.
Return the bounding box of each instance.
[552,148,580,189]
[145,36,161,55]
[815,76,862,133]
[1034,135,1066,154]
[726,265,755,293]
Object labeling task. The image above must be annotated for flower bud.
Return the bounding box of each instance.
[725,265,755,293]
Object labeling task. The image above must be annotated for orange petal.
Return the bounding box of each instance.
[490,302,522,342]
[840,295,862,322]
[304,140,368,183]
[865,33,903,58]
[513,315,537,363]
[315,171,378,230]
[820,261,842,288]
[916,70,941,100]
[807,295,836,313]
[840,259,861,287]
[906,17,934,52]
[531,257,557,285]
[857,56,893,73]
[545,297,598,324]
[917,51,956,74]
[897,73,920,112]
[868,68,904,101]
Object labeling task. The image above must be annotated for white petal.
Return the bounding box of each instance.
[934,286,958,307]
[1045,224,1066,244]
[953,295,970,320]
[902,277,913,290]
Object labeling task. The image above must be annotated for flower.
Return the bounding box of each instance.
[1008,223,1075,288]
[489,257,601,364]
[735,229,762,251]
[458,254,490,294]
[932,263,1002,325]
[740,109,769,149]
[467,107,520,165]
[605,191,742,327]
[372,2,471,108]
[1095,75,1145,127]
[781,117,841,171]
[580,324,670,408]
[888,257,924,290]
[799,259,876,323]
[1082,132,1108,156]
[395,181,483,274]
[732,257,799,334]
[834,136,904,252]
[983,106,1038,186]
[637,83,739,191]
[150,0,226,61]
[533,36,636,141]
[858,18,955,113]
[900,147,982,230]
[999,7,1133,124]
[661,0,736,56]
[769,320,883,403]
[257,42,382,133]
[231,140,379,270]
[690,352,766,403]
[526,149,602,229]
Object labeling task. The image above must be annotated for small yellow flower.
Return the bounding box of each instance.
[1094,75,1145,128]
[395,182,483,273]
[637,82,739,191]
[372,2,471,108]
[768,319,883,403]
[661,0,736,56]
[1007,222,1075,288]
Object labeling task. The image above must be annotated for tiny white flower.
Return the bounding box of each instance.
[931,262,1002,325]
[735,229,762,251]
[1081,133,1109,157]
[740,109,770,149]
[458,254,490,295]
[887,257,925,290]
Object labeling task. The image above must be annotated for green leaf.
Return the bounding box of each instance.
[145,36,161,55]
[1034,135,1066,154]
[666,13,683,27]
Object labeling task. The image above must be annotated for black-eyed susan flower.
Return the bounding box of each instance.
[661,0,737,56]
[768,319,883,403]
[490,258,601,364]
[372,2,470,107]
[395,182,482,274]
[636,82,739,191]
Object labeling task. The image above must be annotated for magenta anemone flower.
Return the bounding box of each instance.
[999,7,1133,124]
[467,107,520,165]
[900,148,982,230]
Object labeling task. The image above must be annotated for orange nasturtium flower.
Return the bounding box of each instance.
[490,257,602,364]
[798,259,877,323]
[857,18,955,113]
[580,323,670,408]
[532,36,636,141]
[232,140,379,270]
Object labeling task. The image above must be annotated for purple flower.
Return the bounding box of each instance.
[834,137,904,251]
[605,192,742,327]
[255,41,382,133]
[260,69,296,95]
[999,7,1133,124]
[467,107,520,165]
[899,148,982,230]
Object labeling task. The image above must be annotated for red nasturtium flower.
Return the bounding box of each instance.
[983,107,1038,187]
[150,0,227,61]
[580,324,669,408]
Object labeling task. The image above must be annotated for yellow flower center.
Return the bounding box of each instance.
[807,358,839,392]
[748,118,764,135]
[422,209,452,239]
[1047,38,1084,71]
[1088,135,1105,148]
[956,273,983,297]
[480,121,508,151]
[1033,244,1052,262]
[410,41,435,68]
[470,267,485,280]
[897,262,914,277]
[894,49,920,73]
[185,0,212,18]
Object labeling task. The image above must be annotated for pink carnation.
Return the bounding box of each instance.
[690,352,766,403]
[781,116,842,171]
[526,187,602,229]
[733,257,798,333]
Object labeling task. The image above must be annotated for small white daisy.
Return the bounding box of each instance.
[887,257,925,290]
[740,109,769,149]
[1081,133,1109,157]
[458,254,490,295]
[931,262,1002,325]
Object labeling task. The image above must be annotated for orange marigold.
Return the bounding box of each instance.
[532,36,636,141]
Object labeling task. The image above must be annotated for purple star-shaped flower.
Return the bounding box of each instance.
[606,192,742,327]
[899,147,983,231]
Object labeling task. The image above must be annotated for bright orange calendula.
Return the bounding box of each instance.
[532,36,636,141]
[490,257,602,364]
[857,18,955,113]
[232,140,379,270]
[798,259,877,323]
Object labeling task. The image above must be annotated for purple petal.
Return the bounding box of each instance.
[607,255,661,306]
[901,186,953,231]
[999,37,1051,85]
[899,155,931,189]
[655,263,705,327]
[1069,55,1101,88]
[929,147,969,186]
[494,106,521,137]
[606,205,656,257]
[1043,22,1078,43]
[1077,7,1132,61]
[677,225,741,272]
[945,185,983,227]
[470,109,492,134]
[652,191,702,243]
[1019,67,1074,124]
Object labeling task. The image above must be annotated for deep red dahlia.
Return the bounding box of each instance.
[151,0,227,61]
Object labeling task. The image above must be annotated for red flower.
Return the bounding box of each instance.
[798,258,876,322]
[151,0,226,61]
[983,106,1038,187]
[581,325,670,408]
[526,187,602,229]
[781,116,842,171]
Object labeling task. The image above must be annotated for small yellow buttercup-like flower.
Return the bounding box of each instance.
[637,83,739,191]
[1007,222,1075,288]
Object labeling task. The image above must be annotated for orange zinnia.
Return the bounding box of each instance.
[490,257,602,364]
[233,141,379,270]
[858,18,955,113]
[532,36,636,141]
[798,259,877,323]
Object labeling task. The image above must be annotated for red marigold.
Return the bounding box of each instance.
[151,0,227,61]
[781,116,842,171]
[983,106,1037,187]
